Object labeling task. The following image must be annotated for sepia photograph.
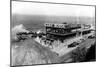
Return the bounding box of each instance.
[11,0,96,67]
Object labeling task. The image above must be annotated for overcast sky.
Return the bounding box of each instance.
[12,1,95,17]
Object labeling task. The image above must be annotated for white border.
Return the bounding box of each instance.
[0,0,99,67]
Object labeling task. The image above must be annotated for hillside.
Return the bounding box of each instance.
[11,39,58,66]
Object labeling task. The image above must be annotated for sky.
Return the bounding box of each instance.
[12,1,95,17]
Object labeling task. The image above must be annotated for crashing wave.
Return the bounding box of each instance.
[11,24,29,40]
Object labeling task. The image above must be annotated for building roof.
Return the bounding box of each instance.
[47,32,76,36]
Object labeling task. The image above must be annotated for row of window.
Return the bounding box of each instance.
[45,23,65,28]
